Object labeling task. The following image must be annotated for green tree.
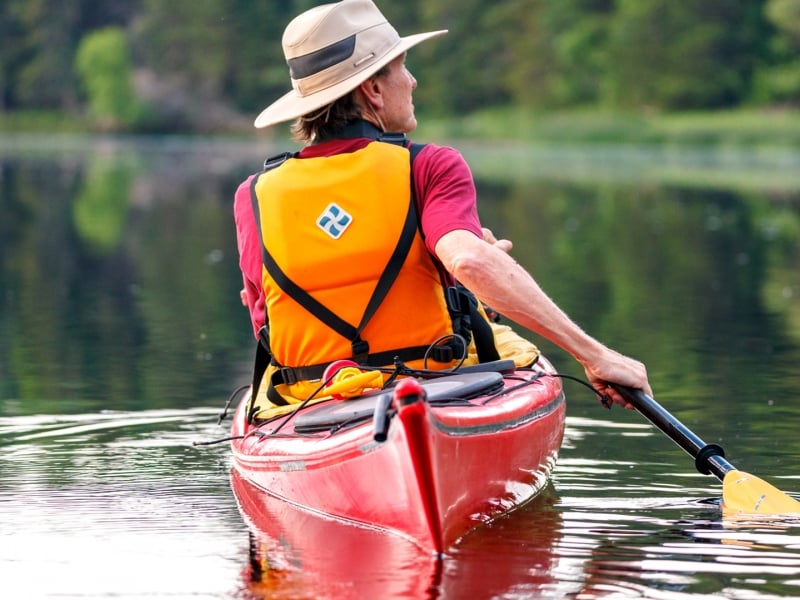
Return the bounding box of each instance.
[0,0,137,111]
[134,0,229,96]
[75,27,142,128]
[0,3,25,110]
[4,0,82,110]
[767,0,800,33]
[415,0,514,113]
[604,0,771,110]
[754,0,800,103]
[491,1,555,109]
[535,0,614,107]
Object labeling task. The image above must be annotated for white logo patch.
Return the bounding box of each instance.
[316,203,352,239]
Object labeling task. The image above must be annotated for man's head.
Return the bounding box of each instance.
[254,0,446,139]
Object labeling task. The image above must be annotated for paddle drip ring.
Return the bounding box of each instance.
[695,443,725,475]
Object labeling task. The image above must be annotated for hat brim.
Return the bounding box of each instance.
[254,29,447,129]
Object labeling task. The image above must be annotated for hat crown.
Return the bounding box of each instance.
[283,0,390,60]
[281,0,401,98]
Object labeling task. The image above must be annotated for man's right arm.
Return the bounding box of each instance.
[434,228,651,408]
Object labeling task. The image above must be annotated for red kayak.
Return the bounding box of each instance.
[230,357,565,554]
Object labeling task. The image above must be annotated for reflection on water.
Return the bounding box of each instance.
[232,468,439,599]
[5,410,800,598]
[556,417,800,599]
[0,409,246,598]
[2,135,800,597]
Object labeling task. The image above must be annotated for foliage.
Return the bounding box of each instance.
[0,0,137,111]
[603,0,769,109]
[754,0,800,103]
[74,27,143,128]
[415,106,800,148]
[1,0,799,132]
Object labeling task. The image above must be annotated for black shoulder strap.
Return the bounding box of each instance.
[263,151,296,171]
[403,141,500,363]
[248,340,274,418]
[462,287,501,363]
[246,155,296,416]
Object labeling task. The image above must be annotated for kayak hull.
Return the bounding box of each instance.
[230,357,565,553]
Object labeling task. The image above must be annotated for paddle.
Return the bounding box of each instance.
[615,386,800,516]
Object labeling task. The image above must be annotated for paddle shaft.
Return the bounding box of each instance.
[617,387,736,482]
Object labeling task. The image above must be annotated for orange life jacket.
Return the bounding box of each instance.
[250,137,462,391]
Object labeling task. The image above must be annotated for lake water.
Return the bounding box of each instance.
[2,133,800,599]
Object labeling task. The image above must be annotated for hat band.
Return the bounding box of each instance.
[288,35,357,80]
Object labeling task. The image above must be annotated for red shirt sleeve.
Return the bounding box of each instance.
[233,174,266,339]
[411,143,483,255]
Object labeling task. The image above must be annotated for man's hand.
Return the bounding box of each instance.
[581,347,651,410]
[482,227,512,253]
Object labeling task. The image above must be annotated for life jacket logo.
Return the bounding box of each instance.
[316,203,352,239]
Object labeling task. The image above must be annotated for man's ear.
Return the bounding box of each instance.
[357,76,384,110]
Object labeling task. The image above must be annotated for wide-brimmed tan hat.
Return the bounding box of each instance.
[254,0,446,129]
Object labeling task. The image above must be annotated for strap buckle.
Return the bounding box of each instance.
[351,338,369,363]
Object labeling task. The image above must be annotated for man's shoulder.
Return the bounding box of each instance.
[234,174,257,214]
[412,142,470,176]
[236,174,256,194]
[412,141,461,157]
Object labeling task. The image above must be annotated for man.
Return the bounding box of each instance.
[235,0,651,413]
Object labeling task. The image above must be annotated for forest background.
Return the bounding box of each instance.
[1,0,800,143]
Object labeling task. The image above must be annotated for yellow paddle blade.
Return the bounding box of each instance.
[722,470,800,516]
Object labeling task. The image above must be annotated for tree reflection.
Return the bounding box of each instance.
[1,139,799,430]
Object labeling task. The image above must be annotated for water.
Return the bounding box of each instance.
[2,134,800,598]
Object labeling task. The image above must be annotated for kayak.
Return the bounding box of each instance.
[229,356,565,554]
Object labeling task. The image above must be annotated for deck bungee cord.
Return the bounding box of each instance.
[197,351,603,447]
[216,384,251,424]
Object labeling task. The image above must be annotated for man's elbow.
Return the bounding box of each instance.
[447,252,488,286]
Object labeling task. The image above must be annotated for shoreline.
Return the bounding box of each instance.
[3,107,800,148]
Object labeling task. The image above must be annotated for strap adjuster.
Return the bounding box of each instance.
[263,152,294,170]
[278,367,298,386]
[429,345,454,363]
[257,325,270,350]
[445,286,462,312]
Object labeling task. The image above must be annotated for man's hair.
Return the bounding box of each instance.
[290,64,390,144]
[290,91,362,144]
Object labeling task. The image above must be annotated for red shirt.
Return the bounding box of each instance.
[234,137,482,338]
